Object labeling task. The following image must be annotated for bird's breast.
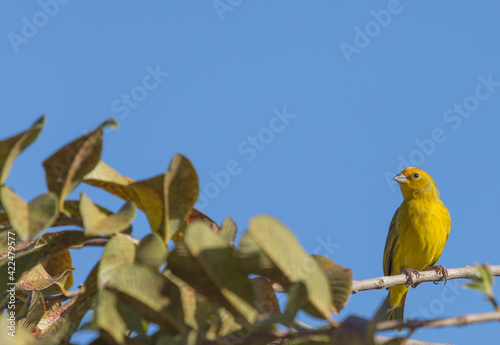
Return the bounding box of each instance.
[394,199,450,271]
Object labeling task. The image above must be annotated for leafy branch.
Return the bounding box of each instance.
[463,263,499,311]
[1,116,499,345]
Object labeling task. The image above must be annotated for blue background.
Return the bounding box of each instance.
[1,1,500,344]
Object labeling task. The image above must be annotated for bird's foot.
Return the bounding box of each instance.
[423,265,448,285]
[402,268,420,288]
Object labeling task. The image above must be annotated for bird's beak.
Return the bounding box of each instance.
[393,172,408,184]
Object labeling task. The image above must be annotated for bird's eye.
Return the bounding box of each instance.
[413,172,420,179]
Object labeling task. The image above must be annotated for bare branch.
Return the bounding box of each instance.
[201,324,456,345]
[352,265,500,293]
[377,310,500,332]
[202,311,499,345]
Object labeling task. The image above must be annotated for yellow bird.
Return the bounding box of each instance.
[382,167,451,324]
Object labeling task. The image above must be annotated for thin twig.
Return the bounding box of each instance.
[488,296,500,312]
[69,233,140,249]
[43,289,82,302]
[351,265,500,293]
[72,239,110,247]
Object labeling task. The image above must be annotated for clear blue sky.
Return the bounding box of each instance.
[2,2,500,344]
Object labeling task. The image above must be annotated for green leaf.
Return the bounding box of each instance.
[219,217,237,245]
[28,192,59,237]
[84,161,165,233]
[312,255,353,314]
[478,264,494,288]
[0,187,58,239]
[80,193,135,236]
[0,186,28,236]
[43,118,117,212]
[168,221,258,325]
[116,301,148,338]
[163,154,199,242]
[164,270,198,330]
[94,289,128,344]
[280,282,309,325]
[107,264,186,333]
[98,234,136,287]
[463,263,497,309]
[237,216,333,322]
[136,233,168,270]
[0,115,45,185]
[154,329,199,345]
[53,199,132,232]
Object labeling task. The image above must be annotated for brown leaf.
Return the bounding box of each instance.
[32,296,77,337]
[83,161,164,234]
[17,263,73,297]
[41,249,74,290]
[162,154,199,242]
[43,119,117,212]
[251,277,281,318]
[312,255,353,314]
[185,208,219,232]
[0,115,45,185]
[84,155,202,243]
[34,264,99,342]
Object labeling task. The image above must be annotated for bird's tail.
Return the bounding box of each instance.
[372,287,408,332]
[388,290,407,324]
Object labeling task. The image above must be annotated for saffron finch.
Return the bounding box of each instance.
[382,167,451,324]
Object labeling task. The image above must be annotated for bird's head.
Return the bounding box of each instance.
[393,167,441,200]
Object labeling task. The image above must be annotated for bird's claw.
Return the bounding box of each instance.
[423,265,448,285]
[402,268,420,288]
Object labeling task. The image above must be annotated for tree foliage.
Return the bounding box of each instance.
[0,117,356,344]
[1,117,498,345]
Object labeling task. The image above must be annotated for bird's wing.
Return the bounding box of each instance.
[383,207,400,277]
